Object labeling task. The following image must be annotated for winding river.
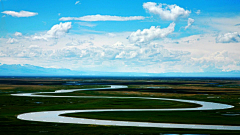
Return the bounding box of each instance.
[11,85,240,130]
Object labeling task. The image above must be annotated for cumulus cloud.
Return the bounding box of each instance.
[32,22,72,40]
[6,38,18,44]
[46,22,72,37]
[75,1,80,5]
[14,32,22,37]
[216,32,240,43]
[195,10,201,15]
[143,2,190,21]
[185,18,194,30]
[59,14,145,21]
[128,22,175,43]
[2,10,38,17]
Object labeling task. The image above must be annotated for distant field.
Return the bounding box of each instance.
[1,77,240,134]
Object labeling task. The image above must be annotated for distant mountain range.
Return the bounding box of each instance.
[0,64,82,76]
[0,64,240,77]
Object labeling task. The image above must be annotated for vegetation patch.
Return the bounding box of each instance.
[1,77,240,134]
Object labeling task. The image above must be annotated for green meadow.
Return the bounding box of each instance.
[1,78,240,134]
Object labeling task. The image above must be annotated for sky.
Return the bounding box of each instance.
[0,0,240,76]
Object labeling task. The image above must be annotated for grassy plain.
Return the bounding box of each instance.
[0,77,240,134]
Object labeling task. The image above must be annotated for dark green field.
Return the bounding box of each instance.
[1,77,240,134]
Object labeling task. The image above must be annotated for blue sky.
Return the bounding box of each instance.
[2,0,240,35]
[0,0,240,76]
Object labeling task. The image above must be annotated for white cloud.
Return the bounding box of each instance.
[143,2,190,21]
[113,43,190,67]
[75,1,80,5]
[59,14,145,21]
[66,40,93,46]
[113,41,124,47]
[128,22,175,43]
[115,51,138,59]
[107,33,117,38]
[195,10,201,15]
[216,32,240,43]
[32,22,72,40]
[14,32,22,37]
[0,33,192,72]
[29,45,40,48]
[1,30,239,73]
[2,10,38,17]
[185,18,194,30]
[6,38,18,44]
[192,51,240,72]
[47,22,72,37]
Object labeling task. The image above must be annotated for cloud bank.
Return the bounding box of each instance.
[143,2,190,21]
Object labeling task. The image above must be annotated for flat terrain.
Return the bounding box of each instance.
[1,77,240,134]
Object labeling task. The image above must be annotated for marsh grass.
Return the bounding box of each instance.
[1,78,240,134]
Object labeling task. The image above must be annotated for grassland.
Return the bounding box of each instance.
[1,77,240,134]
